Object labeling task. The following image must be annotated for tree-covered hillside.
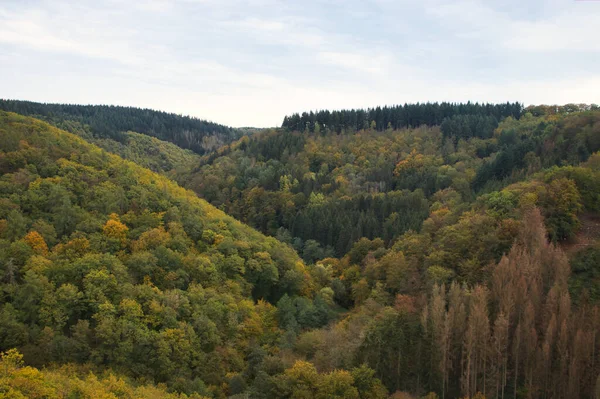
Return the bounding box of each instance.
[264,105,600,399]
[296,209,600,398]
[2,103,600,399]
[0,348,206,398]
[0,100,243,154]
[182,107,600,262]
[89,130,202,175]
[0,113,203,176]
[0,112,388,397]
[282,102,524,133]
[174,103,600,397]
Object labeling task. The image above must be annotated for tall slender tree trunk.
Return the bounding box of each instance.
[483,353,487,398]
[514,326,521,399]
[502,358,506,399]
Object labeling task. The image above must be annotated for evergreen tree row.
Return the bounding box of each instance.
[282,102,522,133]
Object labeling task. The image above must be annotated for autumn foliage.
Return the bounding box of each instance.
[23,231,48,255]
[1,106,600,398]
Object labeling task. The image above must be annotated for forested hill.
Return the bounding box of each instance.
[0,111,374,397]
[2,104,600,398]
[281,101,524,133]
[177,103,600,398]
[0,99,242,154]
[184,106,600,262]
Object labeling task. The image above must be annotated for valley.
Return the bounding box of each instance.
[0,102,599,398]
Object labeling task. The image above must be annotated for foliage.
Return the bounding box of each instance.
[91,130,202,175]
[0,349,207,398]
[183,109,600,263]
[570,243,600,302]
[297,211,600,399]
[0,100,243,154]
[282,102,521,133]
[0,111,336,397]
[1,103,599,399]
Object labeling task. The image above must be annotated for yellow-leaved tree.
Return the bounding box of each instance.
[102,213,129,245]
[23,231,48,256]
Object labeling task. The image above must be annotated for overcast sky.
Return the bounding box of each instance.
[1,0,599,127]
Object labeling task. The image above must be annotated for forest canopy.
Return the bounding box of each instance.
[0,99,243,154]
[183,107,600,262]
[1,103,599,399]
[282,102,523,133]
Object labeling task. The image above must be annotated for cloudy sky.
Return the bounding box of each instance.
[1,0,599,127]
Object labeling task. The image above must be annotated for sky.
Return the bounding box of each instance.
[0,0,599,127]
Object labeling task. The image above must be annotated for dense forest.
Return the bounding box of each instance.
[0,348,203,398]
[281,102,524,133]
[0,112,378,397]
[1,102,600,399]
[181,106,600,261]
[0,100,243,154]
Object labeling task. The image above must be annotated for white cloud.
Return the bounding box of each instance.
[233,17,286,32]
[423,0,600,52]
[317,51,392,75]
[0,5,145,65]
[506,14,600,52]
